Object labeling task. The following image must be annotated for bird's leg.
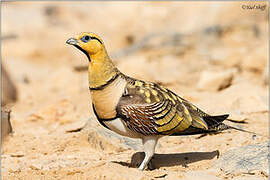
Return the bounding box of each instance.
[138,136,158,171]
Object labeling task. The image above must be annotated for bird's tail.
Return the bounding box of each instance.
[224,124,267,137]
[203,116,266,137]
[171,114,266,137]
[224,118,267,137]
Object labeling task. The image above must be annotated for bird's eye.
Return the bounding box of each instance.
[81,35,90,43]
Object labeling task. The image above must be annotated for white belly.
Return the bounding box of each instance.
[104,118,141,138]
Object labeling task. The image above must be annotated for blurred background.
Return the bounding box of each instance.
[1,2,269,180]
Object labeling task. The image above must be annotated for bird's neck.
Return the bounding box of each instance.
[88,50,119,90]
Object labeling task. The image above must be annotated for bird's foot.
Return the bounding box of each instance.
[138,163,145,171]
[138,155,155,171]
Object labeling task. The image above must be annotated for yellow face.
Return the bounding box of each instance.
[66,32,104,60]
[67,32,117,89]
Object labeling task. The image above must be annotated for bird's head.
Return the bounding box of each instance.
[66,32,105,62]
[66,32,119,89]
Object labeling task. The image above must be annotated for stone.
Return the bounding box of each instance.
[214,142,269,176]
[184,170,222,180]
[30,163,43,170]
[241,44,267,72]
[10,151,24,158]
[1,107,13,142]
[221,82,268,113]
[262,66,269,85]
[212,50,243,68]
[199,81,268,114]
[8,164,21,173]
[85,119,141,151]
[197,69,235,91]
[231,176,265,180]
[1,66,17,106]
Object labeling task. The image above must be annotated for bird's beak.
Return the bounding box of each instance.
[66,37,91,62]
[66,38,78,45]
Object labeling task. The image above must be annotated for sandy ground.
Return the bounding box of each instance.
[1,2,269,180]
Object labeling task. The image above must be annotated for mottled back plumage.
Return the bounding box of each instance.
[116,76,229,136]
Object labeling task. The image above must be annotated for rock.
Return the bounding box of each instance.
[211,49,243,68]
[96,127,141,150]
[231,176,265,180]
[199,81,268,114]
[66,169,83,176]
[197,69,236,91]
[1,66,17,106]
[29,163,43,170]
[183,170,222,180]
[214,142,269,176]
[85,119,141,151]
[241,44,267,73]
[87,131,121,152]
[10,151,24,158]
[223,52,245,69]
[1,107,13,142]
[221,82,268,113]
[262,66,269,85]
[65,119,87,133]
[226,111,247,123]
[8,164,21,173]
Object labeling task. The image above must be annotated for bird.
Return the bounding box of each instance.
[66,32,253,170]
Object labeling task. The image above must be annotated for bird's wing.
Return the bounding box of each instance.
[116,79,211,136]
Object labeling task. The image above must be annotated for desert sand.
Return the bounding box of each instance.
[1,2,269,180]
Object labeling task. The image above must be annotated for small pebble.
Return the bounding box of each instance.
[30,163,43,170]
